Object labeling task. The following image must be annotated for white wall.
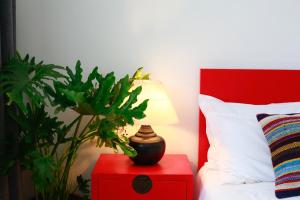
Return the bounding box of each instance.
[16,0,300,178]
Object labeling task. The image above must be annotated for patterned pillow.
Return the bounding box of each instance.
[256,113,300,199]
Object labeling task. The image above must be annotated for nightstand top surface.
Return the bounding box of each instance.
[92,154,193,176]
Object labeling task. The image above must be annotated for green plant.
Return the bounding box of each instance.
[0,53,149,200]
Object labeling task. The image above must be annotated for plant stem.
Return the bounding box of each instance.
[58,115,97,199]
[51,115,82,156]
[79,115,96,138]
[59,115,83,197]
[80,130,97,140]
[74,116,83,137]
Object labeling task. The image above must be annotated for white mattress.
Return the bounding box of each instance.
[196,165,300,200]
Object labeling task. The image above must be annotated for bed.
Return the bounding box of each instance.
[197,69,300,200]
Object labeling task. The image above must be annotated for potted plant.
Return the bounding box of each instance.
[0,53,149,200]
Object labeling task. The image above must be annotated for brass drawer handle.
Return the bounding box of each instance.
[132,175,152,194]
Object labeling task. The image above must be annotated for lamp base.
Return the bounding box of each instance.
[129,125,165,165]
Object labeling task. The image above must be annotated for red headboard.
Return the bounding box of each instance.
[198,69,300,169]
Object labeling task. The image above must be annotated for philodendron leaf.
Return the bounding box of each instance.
[60,89,95,114]
[131,67,150,82]
[77,175,90,200]
[92,72,116,115]
[47,62,149,156]
[7,104,67,163]
[119,86,141,111]
[111,75,130,109]
[119,142,137,157]
[117,86,148,125]
[29,151,56,192]
[128,99,149,120]
[0,53,65,113]
[49,61,108,114]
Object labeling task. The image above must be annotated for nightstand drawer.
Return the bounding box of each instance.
[92,154,193,200]
[98,177,188,200]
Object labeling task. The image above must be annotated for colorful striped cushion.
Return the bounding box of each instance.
[257,113,300,199]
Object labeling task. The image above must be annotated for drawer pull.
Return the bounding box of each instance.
[132,175,152,194]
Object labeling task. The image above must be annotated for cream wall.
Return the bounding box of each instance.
[16,0,300,177]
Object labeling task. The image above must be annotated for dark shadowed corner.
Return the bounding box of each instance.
[0,0,25,199]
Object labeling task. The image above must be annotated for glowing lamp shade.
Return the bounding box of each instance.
[129,80,178,165]
[134,80,178,125]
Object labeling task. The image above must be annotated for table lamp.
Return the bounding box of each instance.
[129,80,178,165]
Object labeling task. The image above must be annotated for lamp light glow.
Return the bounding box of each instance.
[133,80,179,125]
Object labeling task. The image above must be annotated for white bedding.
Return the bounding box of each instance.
[197,165,300,200]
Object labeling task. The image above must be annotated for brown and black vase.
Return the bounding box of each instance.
[129,125,165,165]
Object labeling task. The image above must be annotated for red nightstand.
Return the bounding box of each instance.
[92,154,193,200]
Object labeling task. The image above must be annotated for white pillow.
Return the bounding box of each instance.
[199,94,300,184]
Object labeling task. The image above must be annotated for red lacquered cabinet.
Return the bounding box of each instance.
[92,154,193,200]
